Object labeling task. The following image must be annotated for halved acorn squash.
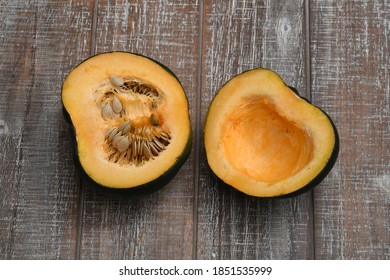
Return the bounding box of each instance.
[204,68,338,197]
[62,52,192,193]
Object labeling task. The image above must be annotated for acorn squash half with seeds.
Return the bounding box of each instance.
[204,68,338,198]
[62,52,192,192]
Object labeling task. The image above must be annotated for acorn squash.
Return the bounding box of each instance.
[62,52,192,193]
[204,68,338,197]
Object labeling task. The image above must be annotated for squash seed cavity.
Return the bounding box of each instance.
[94,76,171,166]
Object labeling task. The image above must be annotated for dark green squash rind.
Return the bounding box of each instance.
[276,107,339,198]
[69,125,192,197]
[271,86,339,198]
[62,52,192,195]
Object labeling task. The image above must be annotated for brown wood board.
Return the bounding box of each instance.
[0,0,389,260]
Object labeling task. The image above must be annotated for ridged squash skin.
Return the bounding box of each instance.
[204,68,338,198]
[62,52,192,194]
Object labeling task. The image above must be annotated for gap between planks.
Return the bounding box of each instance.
[304,0,316,260]
[75,0,99,260]
[192,0,205,260]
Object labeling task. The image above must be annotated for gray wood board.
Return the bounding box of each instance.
[0,0,389,260]
[310,0,390,259]
[0,1,94,259]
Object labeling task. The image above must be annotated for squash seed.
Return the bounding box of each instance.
[118,120,130,132]
[136,139,142,157]
[122,122,132,135]
[153,138,165,151]
[108,127,119,141]
[102,103,115,119]
[150,113,159,126]
[112,132,123,148]
[110,75,124,87]
[105,127,116,139]
[160,131,171,140]
[116,136,130,152]
[112,96,123,113]
[131,138,137,158]
[149,141,159,156]
[142,141,153,159]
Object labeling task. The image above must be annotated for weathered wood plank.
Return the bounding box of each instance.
[2,0,387,261]
[0,1,93,259]
[197,0,312,259]
[310,0,390,259]
[79,0,200,260]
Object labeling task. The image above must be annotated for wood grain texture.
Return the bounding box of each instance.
[1,0,388,261]
[0,1,93,259]
[197,0,313,259]
[310,0,390,259]
[78,0,200,260]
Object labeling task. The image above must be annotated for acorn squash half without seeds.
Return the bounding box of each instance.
[62,52,192,193]
[204,68,338,198]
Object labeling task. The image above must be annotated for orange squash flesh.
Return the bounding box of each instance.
[204,68,338,197]
[62,52,192,192]
[221,96,313,182]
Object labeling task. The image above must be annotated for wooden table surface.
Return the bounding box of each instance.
[0,0,389,260]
